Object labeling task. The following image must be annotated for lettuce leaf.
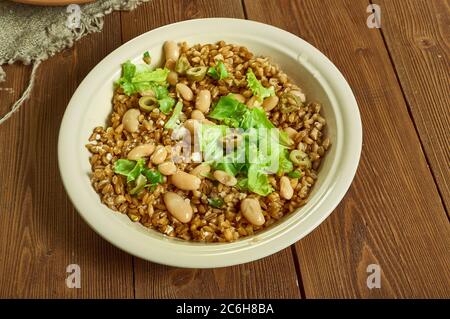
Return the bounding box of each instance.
[236,177,249,191]
[247,164,273,196]
[198,124,227,162]
[164,100,183,129]
[208,95,249,128]
[113,159,136,176]
[241,107,275,129]
[207,61,228,80]
[114,158,163,194]
[278,149,294,174]
[132,67,169,84]
[148,84,175,114]
[116,60,170,96]
[158,96,176,114]
[203,95,294,197]
[129,174,147,195]
[246,68,275,102]
[209,96,275,130]
[114,158,145,183]
[142,168,164,185]
[122,60,136,79]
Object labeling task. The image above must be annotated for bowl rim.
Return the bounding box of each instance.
[58,18,362,268]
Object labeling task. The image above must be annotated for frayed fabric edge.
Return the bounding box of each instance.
[0,61,40,125]
[0,0,149,124]
[0,66,5,82]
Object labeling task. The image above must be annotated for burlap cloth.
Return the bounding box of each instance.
[0,0,148,124]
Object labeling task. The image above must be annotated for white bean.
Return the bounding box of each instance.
[262,96,279,111]
[240,198,265,226]
[158,161,177,176]
[163,41,180,62]
[190,164,211,178]
[122,108,140,133]
[151,145,168,165]
[127,143,155,160]
[213,170,237,187]
[280,176,294,200]
[164,192,193,223]
[195,89,211,113]
[184,119,199,135]
[165,59,176,70]
[176,83,194,101]
[246,96,260,109]
[230,93,246,103]
[290,90,306,103]
[201,119,216,126]
[167,71,178,86]
[171,170,201,190]
[191,110,205,120]
[284,127,298,139]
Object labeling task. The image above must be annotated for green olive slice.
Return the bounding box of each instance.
[139,96,158,112]
[186,66,207,81]
[175,56,191,75]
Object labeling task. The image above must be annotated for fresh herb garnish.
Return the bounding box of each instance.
[208,198,224,208]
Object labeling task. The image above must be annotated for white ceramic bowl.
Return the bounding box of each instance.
[58,18,362,268]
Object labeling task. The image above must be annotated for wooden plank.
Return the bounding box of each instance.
[0,64,30,117]
[121,0,301,299]
[134,249,300,298]
[377,0,450,211]
[0,12,134,298]
[120,0,248,41]
[244,0,450,298]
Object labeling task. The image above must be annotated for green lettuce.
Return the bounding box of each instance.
[207,60,228,80]
[113,158,163,194]
[164,100,184,129]
[114,158,145,183]
[241,107,275,130]
[246,68,275,101]
[208,95,248,128]
[116,60,170,96]
[209,95,277,130]
[132,67,169,84]
[142,168,164,186]
[247,164,273,196]
[203,96,294,197]
[278,149,294,174]
[151,85,175,114]
[236,177,249,191]
[288,170,302,178]
[198,124,227,163]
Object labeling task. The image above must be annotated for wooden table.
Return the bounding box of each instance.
[0,0,449,298]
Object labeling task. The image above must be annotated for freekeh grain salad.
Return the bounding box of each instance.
[86,41,330,242]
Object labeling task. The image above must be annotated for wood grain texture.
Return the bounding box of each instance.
[121,0,301,299]
[134,249,300,298]
[377,0,450,211]
[0,12,134,298]
[244,0,450,298]
[0,64,30,117]
[120,0,247,42]
[0,0,448,299]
